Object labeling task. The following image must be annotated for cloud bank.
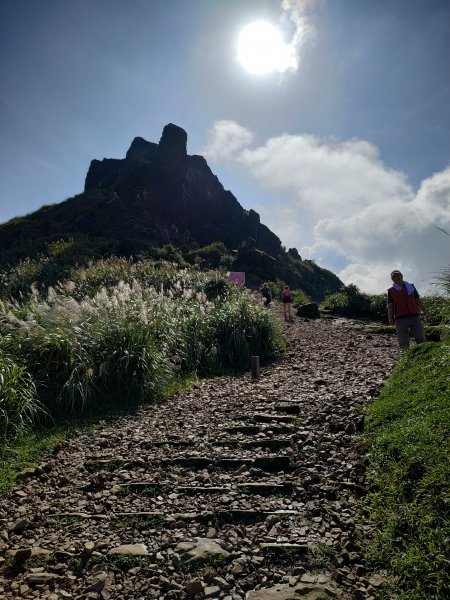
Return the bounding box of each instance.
[203,120,450,293]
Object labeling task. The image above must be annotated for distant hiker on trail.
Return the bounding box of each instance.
[281,285,293,321]
[387,270,428,349]
[260,283,272,307]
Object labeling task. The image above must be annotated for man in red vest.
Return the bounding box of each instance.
[387,270,427,348]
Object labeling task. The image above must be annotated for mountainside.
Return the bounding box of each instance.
[0,123,342,300]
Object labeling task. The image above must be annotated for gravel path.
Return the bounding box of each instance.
[0,304,398,599]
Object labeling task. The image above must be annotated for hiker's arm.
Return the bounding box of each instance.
[387,303,394,326]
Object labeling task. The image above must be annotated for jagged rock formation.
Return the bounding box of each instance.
[84,123,281,256]
[0,124,343,300]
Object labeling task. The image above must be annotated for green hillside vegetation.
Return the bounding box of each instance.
[323,283,450,328]
[0,257,284,490]
[0,195,342,302]
[323,284,389,321]
[364,341,450,599]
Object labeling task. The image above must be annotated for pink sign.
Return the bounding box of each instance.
[228,272,245,285]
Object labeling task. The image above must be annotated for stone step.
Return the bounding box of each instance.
[216,509,298,524]
[85,458,134,471]
[120,481,295,496]
[141,440,194,448]
[46,512,110,521]
[120,482,171,495]
[251,414,296,424]
[85,455,292,473]
[211,438,292,450]
[120,483,229,495]
[224,425,261,435]
[263,425,295,434]
[241,438,292,450]
[45,509,298,527]
[164,456,292,472]
[162,456,215,469]
[273,405,301,415]
[220,423,294,436]
[237,482,295,495]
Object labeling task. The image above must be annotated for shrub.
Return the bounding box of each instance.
[292,289,311,308]
[323,285,387,321]
[0,238,97,300]
[421,295,450,326]
[187,242,233,269]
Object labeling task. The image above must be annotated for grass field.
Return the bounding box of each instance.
[364,341,450,599]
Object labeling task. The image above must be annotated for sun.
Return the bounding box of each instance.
[237,21,297,75]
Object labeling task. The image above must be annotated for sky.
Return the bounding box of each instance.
[1,0,449,293]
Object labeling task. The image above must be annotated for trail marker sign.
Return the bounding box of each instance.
[228,272,245,285]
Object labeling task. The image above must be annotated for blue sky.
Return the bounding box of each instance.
[1,0,449,291]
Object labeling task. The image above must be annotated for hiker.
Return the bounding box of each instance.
[260,283,272,307]
[387,270,428,348]
[281,285,293,321]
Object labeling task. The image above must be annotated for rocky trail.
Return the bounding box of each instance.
[0,304,398,600]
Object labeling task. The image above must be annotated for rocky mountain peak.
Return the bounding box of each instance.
[158,123,187,159]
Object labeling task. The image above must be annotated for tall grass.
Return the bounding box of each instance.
[0,259,284,443]
[0,351,41,450]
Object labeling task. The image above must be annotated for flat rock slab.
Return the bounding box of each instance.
[8,547,51,562]
[108,543,149,556]
[175,537,231,567]
[47,512,108,521]
[247,574,338,599]
[24,572,63,585]
[247,583,335,599]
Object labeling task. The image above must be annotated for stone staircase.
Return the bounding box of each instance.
[0,315,398,599]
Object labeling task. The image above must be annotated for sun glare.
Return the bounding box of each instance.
[237,21,297,75]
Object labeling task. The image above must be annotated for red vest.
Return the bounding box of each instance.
[388,286,420,318]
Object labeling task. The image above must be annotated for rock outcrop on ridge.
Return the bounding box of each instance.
[84,123,281,258]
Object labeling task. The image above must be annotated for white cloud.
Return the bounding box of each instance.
[202,120,254,162]
[203,120,450,294]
